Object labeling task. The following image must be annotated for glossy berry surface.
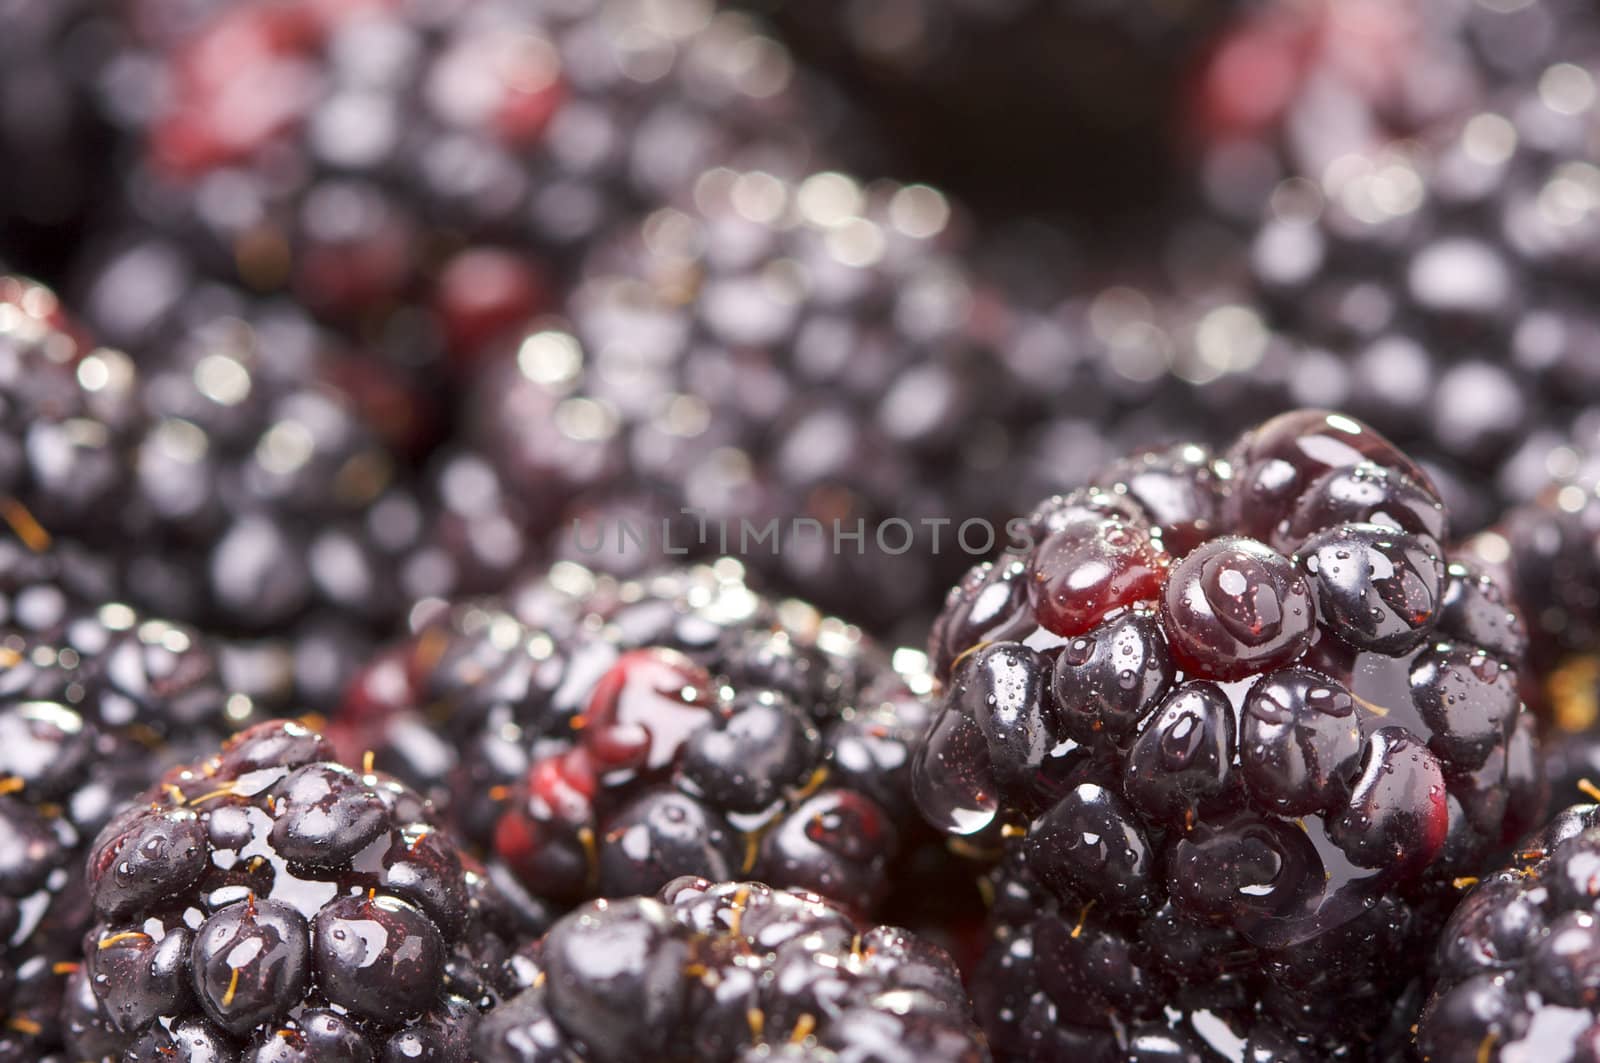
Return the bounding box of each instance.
[476,876,987,1063]
[71,718,541,1060]
[1418,803,1600,1061]
[914,409,1544,1057]
[335,561,938,919]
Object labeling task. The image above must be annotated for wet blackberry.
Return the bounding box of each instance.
[476,875,987,1062]
[0,599,240,1060]
[85,0,840,381]
[335,560,937,917]
[914,409,1545,1056]
[1416,802,1600,1061]
[72,718,541,1060]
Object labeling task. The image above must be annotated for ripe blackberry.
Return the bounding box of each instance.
[10,262,532,710]
[84,0,839,380]
[336,560,937,917]
[469,168,1021,633]
[72,718,541,1060]
[469,161,1319,637]
[1193,7,1600,529]
[1416,802,1600,1061]
[476,875,987,1062]
[0,599,240,1060]
[914,409,1545,1056]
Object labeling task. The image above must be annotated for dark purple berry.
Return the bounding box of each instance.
[1161,536,1314,681]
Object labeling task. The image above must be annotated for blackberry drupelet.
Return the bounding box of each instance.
[72,718,541,1061]
[476,875,987,1062]
[0,598,239,1060]
[1417,802,1600,1061]
[336,560,937,917]
[914,409,1545,1057]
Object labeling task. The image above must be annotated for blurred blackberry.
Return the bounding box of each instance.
[210,444,537,711]
[85,0,844,381]
[1415,802,1600,1061]
[1192,0,1600,219]
[335,560,939,917]
[477,875,987,1062]
[1194,5,1600,529]
[734,0,1243,227]
[70,718,543,1060]
[0,0,117,282]
[7,259,533,710]
[914,409,1545,1056]
[467,169,998,631]
[0,598,240,1060]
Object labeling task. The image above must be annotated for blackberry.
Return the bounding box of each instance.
[0,269,387,625]
[84,0,839,380]
[468,168,995,630]
[0,598,241,1060]
[914,409,1544,1056]
[335,560,937,917]
[476,875,987,1062]
[1416,802,1600,1061]
[1192,5,1600,529]
[72,718,542,1060]
[11,262,532,709]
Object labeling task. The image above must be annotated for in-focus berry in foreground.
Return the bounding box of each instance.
[72,719,541,1061]
[914,409,1545,1058]
[477,875,988,1063]
[336,561,944,920]
[1418,802,1600,1061]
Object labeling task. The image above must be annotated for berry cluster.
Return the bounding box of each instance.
[914,410,1545,1055]
[1192,0,1600,532]
[81,0,841,381]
